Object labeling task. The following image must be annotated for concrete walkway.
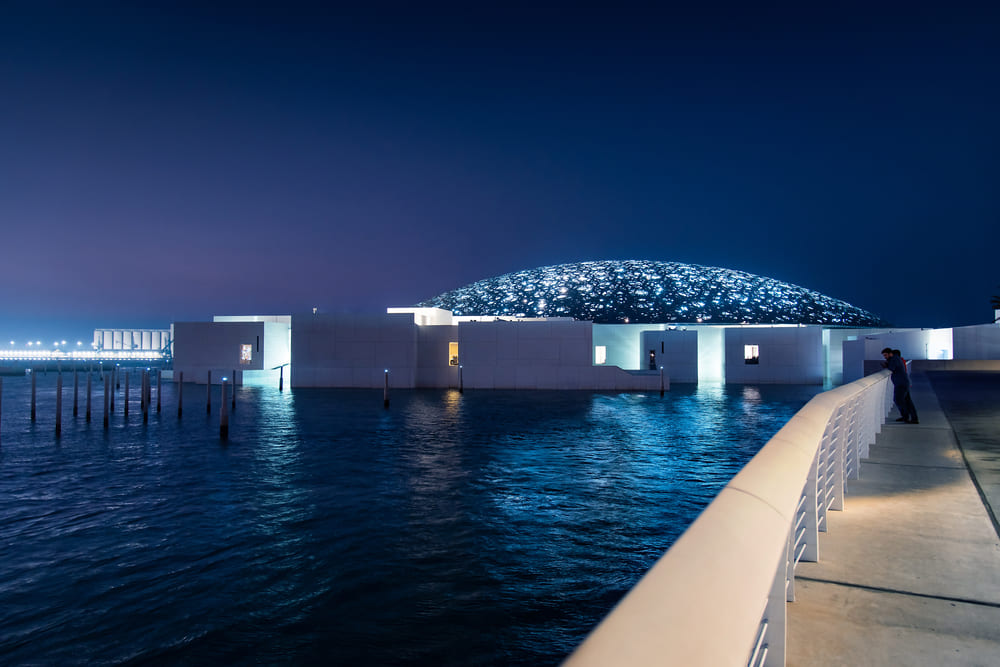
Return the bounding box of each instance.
[787,370,1000,666]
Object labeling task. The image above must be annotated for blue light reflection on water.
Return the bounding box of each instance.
[0,373,822,665]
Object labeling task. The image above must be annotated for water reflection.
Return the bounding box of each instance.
[0,376,822,665]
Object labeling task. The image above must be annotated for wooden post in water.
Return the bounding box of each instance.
[124,371,130,416]
[178,371,184,418]
[142,370,149,423]
[660,366,665,397]
[206,370,212,414]
[220,378,229,439]
[279,365,284,391]
[383,369,390,408]
[73,370,79,417]
[31,370,37,421]
[459,365,464,394]
[86,372,92,422]
[116,366,120,390]
[231,369,236,410]
[110,367,116,413]
[55,373,63,437]
[103,373,109,429]
[156,370,162,413]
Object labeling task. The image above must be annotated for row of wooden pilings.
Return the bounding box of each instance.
[0,367,247,443]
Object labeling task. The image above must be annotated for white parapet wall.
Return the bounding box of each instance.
[565,370,890,666]
[173,321,266,384]
[640,329,698,382]
[724,325,824,384]
[288,313,668,391]
[842,328,960,383]
[458,319,666,391]
[953,322,1000,360]
[291,312,419,388]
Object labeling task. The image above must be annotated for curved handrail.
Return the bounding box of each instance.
[565,370,891,666]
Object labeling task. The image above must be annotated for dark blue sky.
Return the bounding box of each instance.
[2,2,998,342]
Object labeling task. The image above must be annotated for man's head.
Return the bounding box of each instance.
[881,347,893,360]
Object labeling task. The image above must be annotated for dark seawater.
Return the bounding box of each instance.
[0,373,822,665]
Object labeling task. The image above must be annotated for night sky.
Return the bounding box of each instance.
[2,2,998,342]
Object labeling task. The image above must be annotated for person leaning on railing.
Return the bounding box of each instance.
[881,347,919,424]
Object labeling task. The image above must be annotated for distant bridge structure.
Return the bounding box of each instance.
[1,328,172,371]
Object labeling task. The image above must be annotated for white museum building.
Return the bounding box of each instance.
[168,261,1000,389]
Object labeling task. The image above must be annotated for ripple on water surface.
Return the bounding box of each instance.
[0,375,821,665]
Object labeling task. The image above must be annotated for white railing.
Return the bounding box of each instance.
[565,370,891,667]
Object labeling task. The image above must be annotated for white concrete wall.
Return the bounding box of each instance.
[640,329,698,383]
[263,321,291,370]
[459,320,588,389]
[864,329,951,360]
[592,324,643,369]
[696,327,725,383]
[416,323,460,388]
[213,315,292,324]
[841,328,956,383]
[824,328,886,385]
[953,323,1000,359]
[173,321,266,383]
[387,307,454,326]
[289,316,664,390]
[724,326,824,384]
[291,312,418,388]
[841,338,867,384]
[455,320,664,390]
[199,316,291,379]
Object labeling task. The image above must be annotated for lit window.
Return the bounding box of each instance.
[595,345,607,365]
[448,342,459,366]
[240,344,252,365]
[744,344,759,365]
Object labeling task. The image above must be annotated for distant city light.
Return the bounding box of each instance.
[0,348,165,361]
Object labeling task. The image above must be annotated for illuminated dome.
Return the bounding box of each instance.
[417,260,884,326]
